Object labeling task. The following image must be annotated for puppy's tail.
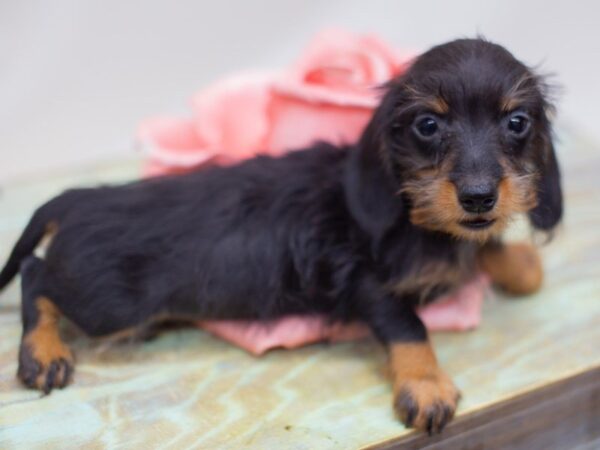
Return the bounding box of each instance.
[0,192,76,292]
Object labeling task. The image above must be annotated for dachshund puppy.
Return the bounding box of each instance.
[0,38,562,434]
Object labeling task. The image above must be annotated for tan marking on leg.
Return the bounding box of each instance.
[390,342,460,434]
[21,297,74,391]
[478,242,543,295]
[25,298,72,365]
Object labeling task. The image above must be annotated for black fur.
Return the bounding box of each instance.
[0,38,562,431]
[0,141,480,336]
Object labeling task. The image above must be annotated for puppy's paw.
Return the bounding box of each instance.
[393,369,460,434]
[479,242,543,295]
[18,336,74,394]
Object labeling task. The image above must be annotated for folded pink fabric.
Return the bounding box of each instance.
[137,29,488,354]
[199,274,489,355]
[138,29,409,175]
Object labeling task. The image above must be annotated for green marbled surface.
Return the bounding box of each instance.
[0,127,599,449]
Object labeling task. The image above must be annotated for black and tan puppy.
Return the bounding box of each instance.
[0,38,562,433]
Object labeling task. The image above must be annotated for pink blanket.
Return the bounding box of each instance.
[137,29,488,355]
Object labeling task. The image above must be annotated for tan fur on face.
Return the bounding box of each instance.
[500,73,539,113]
[402,160,538,243]
[501,97,521,113]
[404,85,449,115]
[423,97,449,115]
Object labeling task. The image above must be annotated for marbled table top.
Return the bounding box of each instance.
[1,127,599,449]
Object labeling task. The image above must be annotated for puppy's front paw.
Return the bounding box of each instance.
[393,369,460,434]
[479,242,543,295]
[18,335,74,394]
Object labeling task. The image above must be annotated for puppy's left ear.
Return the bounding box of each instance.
[529,133,563,230]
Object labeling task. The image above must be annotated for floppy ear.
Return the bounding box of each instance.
[344,78,413,249]
[529,134,563,230]
[344,117,403,248]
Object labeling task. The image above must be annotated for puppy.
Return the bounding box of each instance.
[0,38,562,434]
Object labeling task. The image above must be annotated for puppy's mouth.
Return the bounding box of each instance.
[459,218,497,230]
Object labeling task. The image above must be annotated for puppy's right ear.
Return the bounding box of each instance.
[344,110,403,247]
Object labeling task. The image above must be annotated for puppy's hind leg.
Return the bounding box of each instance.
[17,256,74,394]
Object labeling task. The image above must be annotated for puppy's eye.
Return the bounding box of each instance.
[413,116,439,138]
[507,113,530,136]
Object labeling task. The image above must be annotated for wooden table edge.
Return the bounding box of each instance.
[363,364,600,450]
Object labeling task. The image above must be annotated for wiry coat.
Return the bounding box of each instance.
[0,38,563,434]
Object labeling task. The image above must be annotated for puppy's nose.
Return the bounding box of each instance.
[458,184,497,213]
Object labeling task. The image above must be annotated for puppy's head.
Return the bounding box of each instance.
[359,38,562,242]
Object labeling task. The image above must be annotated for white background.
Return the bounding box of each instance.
[1,0,599,182]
